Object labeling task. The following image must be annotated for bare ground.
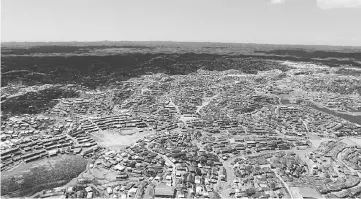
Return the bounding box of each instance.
[91,128,155,150]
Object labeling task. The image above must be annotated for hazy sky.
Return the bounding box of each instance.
[1,0,361,46]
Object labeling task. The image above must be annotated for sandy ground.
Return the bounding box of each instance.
[92,128,155,150]
[292,135,332,170]
[179,116,198,123]
[343,138,361,146]
[308,134,329,149]
[88,167,118,183]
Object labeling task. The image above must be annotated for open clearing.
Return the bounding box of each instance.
[92,128,155,150]
[293,135,331,169]
[344,138,361,146]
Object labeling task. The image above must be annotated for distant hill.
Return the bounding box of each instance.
[2,41,361,56]
[1,41,361,89]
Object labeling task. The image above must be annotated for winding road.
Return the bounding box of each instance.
[145,143,177,187]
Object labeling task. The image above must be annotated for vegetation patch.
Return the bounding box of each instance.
[1,155,88,197]
[1,87,79,116]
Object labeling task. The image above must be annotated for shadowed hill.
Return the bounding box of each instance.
[2,41,361,89]
[1,53,292,88]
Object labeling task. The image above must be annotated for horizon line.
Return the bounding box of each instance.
[2,40,361,48]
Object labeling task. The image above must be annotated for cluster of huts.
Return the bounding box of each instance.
[68,129,99,157]
[342,147,361,170]
[91,115,148,131]
[232,159,289,198]
[200,135,293,160]
[1,116,103,171]
[147,132,226,198]
[1,135,74,171]
[270,152,308,181]
[1,115,56,142]
[302,105,361,137]
[51,92,113,117]
[88,131,227,198]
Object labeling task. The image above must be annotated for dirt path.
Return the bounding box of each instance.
[65,132,78,144]
[337,147,360,177]
[168,96,181,115]
[196,94,219,114]
[219,159,235,198]
[145,144,176,186]
[271,167,294,199]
